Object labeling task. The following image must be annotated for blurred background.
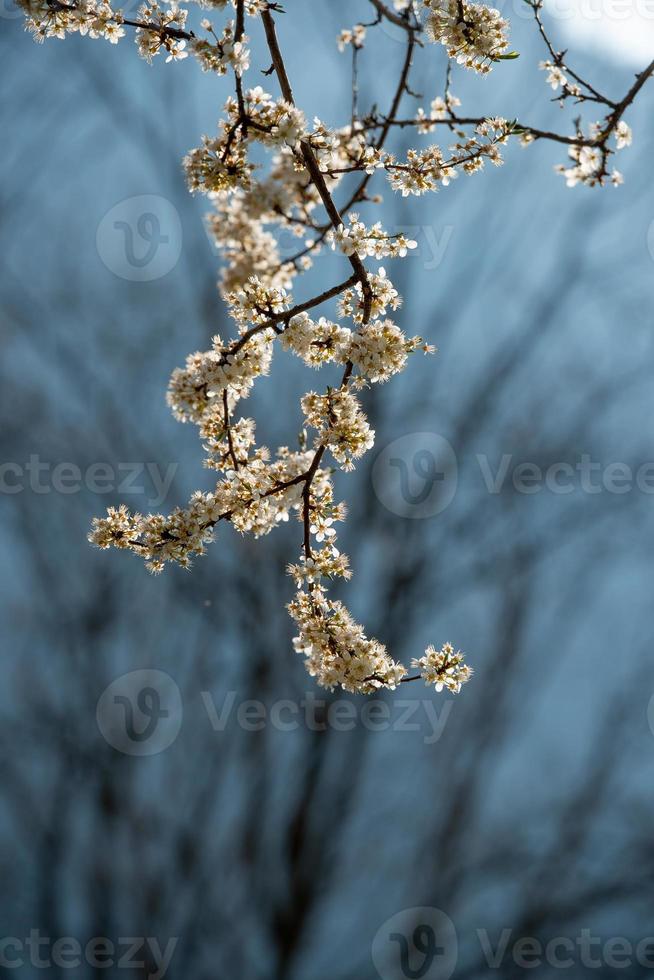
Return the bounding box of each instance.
[2,1,654,977]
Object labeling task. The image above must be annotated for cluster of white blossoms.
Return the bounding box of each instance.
[192,19,250,74]
[411,643,473,693]
[349,320,431,383]
[19,0,126,42]
[423,0,511,73]
[183,131,252,193]
[289,589,408,694]
[327,216,418,260]
[301,389,375,471]
[204,146,318,296]
[25,0,649,694]
[225,276,289,327]
[234,86,307,147]
[135,2,189,62]
[337,23,366,51]
[280,313,352,369]
[17,0,261,66]
[555,121,632,188]
[385,117,512,195]
[89,441,319,572]
[183,88,306,194]
[338,269,402,324]
[315,117,512,197]
[280,296,429,383]
[166,330,275,422]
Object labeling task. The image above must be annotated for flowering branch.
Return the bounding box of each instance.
[19,0,652,694]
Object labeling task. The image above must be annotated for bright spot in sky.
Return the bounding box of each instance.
[546,0,654,64]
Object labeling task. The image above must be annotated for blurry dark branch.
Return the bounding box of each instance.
[419,547,534,899]
[341,31,417,213]
[261,7,374,322]
[269,701,371,980]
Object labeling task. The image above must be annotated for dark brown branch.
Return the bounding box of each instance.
[362,113,598,147]
[367,0,416,30]
[601,57,654,138]
[527,0,614,106]
[234,0,248,138]
[260,7,374,323]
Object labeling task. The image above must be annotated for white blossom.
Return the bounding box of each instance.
[411,643,473,693]
[615,121,632,150]
[337,24,366,51]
